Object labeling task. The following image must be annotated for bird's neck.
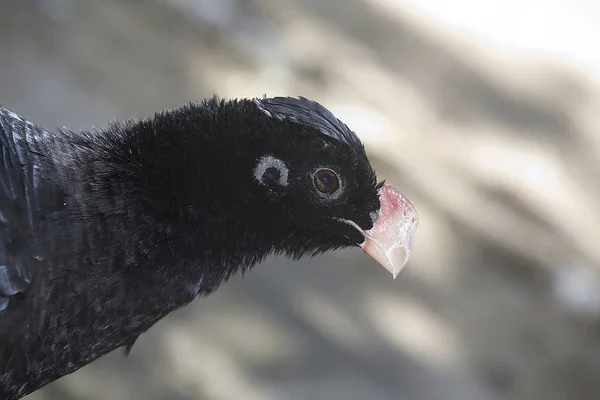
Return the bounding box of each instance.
[47,100,275,299]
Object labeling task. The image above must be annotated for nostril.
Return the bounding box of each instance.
[369,210,380,224]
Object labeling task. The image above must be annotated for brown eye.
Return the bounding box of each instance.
[313,169,340,194]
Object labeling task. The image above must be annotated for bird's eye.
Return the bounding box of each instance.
[313,169,340,194]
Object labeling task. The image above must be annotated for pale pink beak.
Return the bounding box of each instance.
[342,184,419,278]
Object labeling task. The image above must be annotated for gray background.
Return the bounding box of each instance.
[1,0,599,399]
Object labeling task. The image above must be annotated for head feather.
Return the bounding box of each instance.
[253,96,367,158]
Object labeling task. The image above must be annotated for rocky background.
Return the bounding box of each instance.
[1,0,599,399]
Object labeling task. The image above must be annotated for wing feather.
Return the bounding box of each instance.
[0,107,63,311]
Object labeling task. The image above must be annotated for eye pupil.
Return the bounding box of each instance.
[314,169,340,194]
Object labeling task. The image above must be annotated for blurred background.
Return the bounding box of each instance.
[2,0,600,399]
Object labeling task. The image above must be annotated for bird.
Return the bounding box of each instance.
[0,95,418,399]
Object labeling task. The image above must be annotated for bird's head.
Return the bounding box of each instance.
[121,96,418,279]
[233,96,419,278]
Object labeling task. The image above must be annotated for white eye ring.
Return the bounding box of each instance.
[254,155,289,187]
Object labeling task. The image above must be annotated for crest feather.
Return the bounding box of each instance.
[253,96,367,157]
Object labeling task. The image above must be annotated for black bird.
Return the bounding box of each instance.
[0,96,418,399]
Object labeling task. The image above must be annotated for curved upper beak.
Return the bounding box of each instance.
[343,184,419,279]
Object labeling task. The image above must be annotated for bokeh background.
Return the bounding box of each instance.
[2,0,600,399]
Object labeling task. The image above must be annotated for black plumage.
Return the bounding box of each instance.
[0,96,413,400]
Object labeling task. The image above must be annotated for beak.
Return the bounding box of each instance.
[342,184,419,278]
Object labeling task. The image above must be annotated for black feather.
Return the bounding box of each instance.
[253,96,367,158]
[122,334,140,356]
[0,97,382,400]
